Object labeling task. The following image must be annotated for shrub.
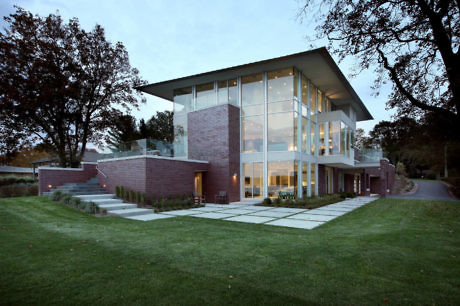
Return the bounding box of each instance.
[129,190,135,203]
[136,191,141,204]
[273,197,281,205]
[182,193,188,200]
[60,193,73,205]
[120,186,125,199]
[0,184,38,198]
[151,194,156,206]
[167,194,173,201]
[0,175,37,187]
[49,190,63,201]
[141,192,146,207]
[262,197,272,205]
[115,186,120,198]
[69,197,81,209]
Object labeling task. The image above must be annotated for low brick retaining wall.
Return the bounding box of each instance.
[38,162,97,195]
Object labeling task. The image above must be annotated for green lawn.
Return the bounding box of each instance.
[0,196,459,305]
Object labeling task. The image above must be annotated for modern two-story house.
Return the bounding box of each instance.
[38,48,394,203]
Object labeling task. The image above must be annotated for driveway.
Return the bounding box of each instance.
[389,179,459,201]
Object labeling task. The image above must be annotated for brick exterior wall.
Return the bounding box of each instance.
[38,163,97,195]
[187,104,240,203]
[97,156,209,205]
[318,165,325,195]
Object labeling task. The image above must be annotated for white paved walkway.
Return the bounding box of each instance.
[126,196,378,230]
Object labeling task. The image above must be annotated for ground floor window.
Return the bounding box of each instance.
[243,162,263,198]
[267,161,297,198]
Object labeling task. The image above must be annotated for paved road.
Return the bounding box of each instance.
[389,179,459,201]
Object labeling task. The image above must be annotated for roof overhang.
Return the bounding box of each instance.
[137,47,373,121]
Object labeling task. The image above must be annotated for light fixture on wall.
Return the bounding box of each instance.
[103,184,106,188]
[48,184,52,188]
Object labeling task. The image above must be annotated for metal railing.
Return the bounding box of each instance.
[100,139,174,160]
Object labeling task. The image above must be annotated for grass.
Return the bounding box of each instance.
[0,196,459,304]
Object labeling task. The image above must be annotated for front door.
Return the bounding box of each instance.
[194,172,202,196]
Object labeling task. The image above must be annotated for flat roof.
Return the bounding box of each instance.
[138,47,373,121]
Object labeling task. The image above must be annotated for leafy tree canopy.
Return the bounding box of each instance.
[299,0,459,140]
[0,7,146,167]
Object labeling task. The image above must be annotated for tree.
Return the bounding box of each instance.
[354,128,371,150]
[0,7,145,167]
[299,0,459,140]
[106,114,139,151]
[146,111,174,143]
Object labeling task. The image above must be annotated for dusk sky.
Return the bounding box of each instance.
[1,0,395,137]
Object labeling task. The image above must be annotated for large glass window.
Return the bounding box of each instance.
[319,123,326,156]
[267,68,295,102]
[173,87,192,157]
[195,82,215,110]
[329,121,340,155]
[218,79,238,106]
[242,116,263,152]
[243,162,263,198]
[301,75,308,106]
[302,116,308,153]
[241,73,263,115]
[318,90,323,113]
[341,122,347,155]
[268,161,297,198]
[310,83,316,115]
[268,112,297,151]
[311,120,316,155]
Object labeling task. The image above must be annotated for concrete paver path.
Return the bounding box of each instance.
[389,179,458,201]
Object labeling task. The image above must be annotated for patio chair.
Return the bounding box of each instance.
[193,192,205,204]
[215,191,227,204]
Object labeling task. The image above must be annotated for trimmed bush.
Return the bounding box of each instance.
[49,190,63,201]
[69,197,81,209]
[151,194,156,206]
[115,186,120,198]
[120,186,125,199]
[262,197,272,205]
[141,192,146,207]
[136,191,141,204]
[129,190,135,203]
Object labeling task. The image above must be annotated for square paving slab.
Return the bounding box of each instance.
[191,212,236,219]
[249,210,297,218]
[216,208,255,215]
[307,209,345,216]
[162,210,202,216]
[266,218,324,229]
[288,214,337,222]
[224,215,276,224]
[126,214,175,221]
[240,206,273,211]
[267,207,308,213]
[315,207,351,212]
[188,207,223,212]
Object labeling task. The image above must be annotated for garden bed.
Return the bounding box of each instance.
[0,175,38,198]
[258,193,355,210]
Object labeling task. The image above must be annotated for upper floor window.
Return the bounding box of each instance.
[241,73,264,116]
[267,68,296,103]
[218,79,238,106]
[173,87,193,115]
[195,82,215,110]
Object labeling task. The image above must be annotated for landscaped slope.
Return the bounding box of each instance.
[0,196,459,304]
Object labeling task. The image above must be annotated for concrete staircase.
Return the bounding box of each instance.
[45,177,161,220]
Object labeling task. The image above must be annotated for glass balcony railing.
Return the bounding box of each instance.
[100,139,173,160]
[355,148,383,163]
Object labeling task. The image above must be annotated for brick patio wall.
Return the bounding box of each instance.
[97,156,209,205]
[188,104,240,203]
[38,162,97,195]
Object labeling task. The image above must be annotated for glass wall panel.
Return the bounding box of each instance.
[302,116,308,153]
[301,75,308,105]
[253,162,263,198]
[173,87,193,115]
[267,100,295,113]
[311,163,316,196]
[319,123,326,155]
[268,112,296,151]
[330,121,340,155]
[268,161,297,198]
[241,104,263,116]
[242,73,263,107]
[318,90,323,113]
[218,79,238,106]
[311,120,316,155]
[341,122,346,155]
[310,83,316,115]
[267,68,295,102]
[242,116,263,152]
[195,82,215,110]
[302,162,308,197]
[173,87,192,157]
[243,163,253,198]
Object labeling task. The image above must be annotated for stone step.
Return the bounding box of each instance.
[109,208,153,217]
[76,194,115,201]
[99,203,138,211]
[91,198,124,205]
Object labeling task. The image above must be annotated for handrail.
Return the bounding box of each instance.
[96,166,108,178]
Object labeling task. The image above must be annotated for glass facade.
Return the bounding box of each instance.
[170,66,355,199]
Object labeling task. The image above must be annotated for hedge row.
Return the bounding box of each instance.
[48,190,103,215]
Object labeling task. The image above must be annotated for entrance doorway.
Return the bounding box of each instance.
[194,172,203,196]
